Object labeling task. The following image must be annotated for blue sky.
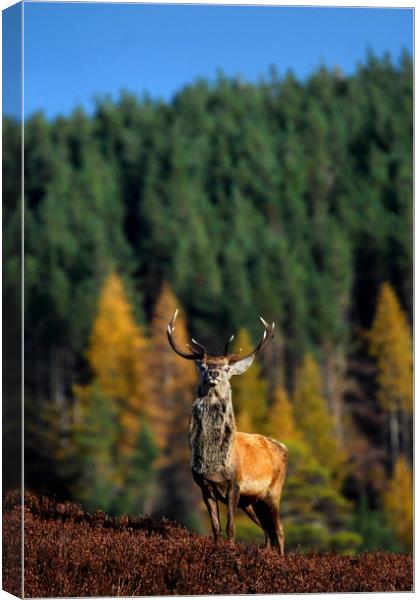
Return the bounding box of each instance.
[8,3,415,119]
[3,2,22,118]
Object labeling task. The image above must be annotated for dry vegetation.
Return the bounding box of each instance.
[3,492,413,597]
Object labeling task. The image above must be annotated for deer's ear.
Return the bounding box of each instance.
[229,356,254,376]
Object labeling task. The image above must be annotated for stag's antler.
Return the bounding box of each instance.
[167,309,207,360]
[228,317,275,363]
[224,334,235,356]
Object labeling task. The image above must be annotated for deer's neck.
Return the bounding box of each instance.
[189,384,236,478]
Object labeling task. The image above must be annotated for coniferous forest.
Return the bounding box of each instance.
[3,51,413,554]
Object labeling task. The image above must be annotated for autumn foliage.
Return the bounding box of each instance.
[384,456,413,552]
[75,272,148,453]
[266,385,301,442]
[293,353,347,485]
[368,282,413,414]
[2,492,413,597]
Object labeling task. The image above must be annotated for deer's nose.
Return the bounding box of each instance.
[208,369,220,381]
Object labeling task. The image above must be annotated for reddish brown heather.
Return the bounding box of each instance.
[3,492,413,597]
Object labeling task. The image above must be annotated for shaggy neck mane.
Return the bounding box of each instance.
[189,383,236,477]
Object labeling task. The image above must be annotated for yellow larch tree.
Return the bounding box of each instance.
[265,385,302,443]
[81,272,148,454]
[383,455,413,552]
[368,283,413,461]
[293,353,347,486]
[231,329,268,433]
[70,272,156,513]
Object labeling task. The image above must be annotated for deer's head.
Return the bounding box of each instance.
[167,310,275,390]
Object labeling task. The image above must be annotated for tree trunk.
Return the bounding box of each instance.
[49,344,74,442]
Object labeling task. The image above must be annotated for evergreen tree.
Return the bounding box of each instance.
[25,126,134,410]
[24,112,57,210]
[71,383,120,512]
[117,421,158,515]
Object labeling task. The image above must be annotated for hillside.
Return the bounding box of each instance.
[3,492,413,596]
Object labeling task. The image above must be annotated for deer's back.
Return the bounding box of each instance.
[232,432,288,499]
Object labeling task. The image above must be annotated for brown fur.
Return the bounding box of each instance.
[206,433,288,553]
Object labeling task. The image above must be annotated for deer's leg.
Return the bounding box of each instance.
[202,489,222,541]
[242,505,271,549]
[193,471,222,541]
[253,500,275,550]
[226,482,240,541]
[272,512,285,555]
[277,518,285,556]
[272,483,286,555]
[263,499,285,555]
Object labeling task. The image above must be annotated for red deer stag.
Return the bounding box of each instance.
[167,311,288,554]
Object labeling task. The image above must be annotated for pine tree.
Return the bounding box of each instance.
[293,353,347,485]
[117,421,158,515]
[71,383,120,512]
[368,283,413,461]
[383,456,413,552]
[231,329,268,433]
